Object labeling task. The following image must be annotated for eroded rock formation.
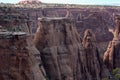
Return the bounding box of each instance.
[0,5,119,42]
[103,15,120,70]
[0,7,32,34]
[34,17,111,80]
[0,31,46,80]
[82,29,104,80]
[34,17,94,80]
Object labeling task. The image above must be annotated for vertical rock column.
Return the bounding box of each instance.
[0,31,46,80]
[103,16,120,70]
[82,29,103,80]
[34,17,90,80]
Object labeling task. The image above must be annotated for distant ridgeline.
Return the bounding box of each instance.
[18,0,42,4]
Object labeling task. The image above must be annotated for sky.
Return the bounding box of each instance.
[0,0,120,5]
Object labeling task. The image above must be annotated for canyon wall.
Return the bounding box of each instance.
[82,29,102,80]
[1,5,120,42]
[0,4,120,80]
[0,7,32,33]
[34,17,109,80]
[103,16,120,71]
[0,31,46,80]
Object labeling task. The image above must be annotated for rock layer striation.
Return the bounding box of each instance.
[34,17,110,80]
[82,29,108,80]
[103,16,120,70]
[0,31,46,80]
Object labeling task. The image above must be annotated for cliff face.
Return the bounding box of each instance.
[17,7,119,42]
[0,7,32,33]
[34,17,85,80]
[0,31,46,80]
[45,7,119,42]
[1,4,120,80]
[82,29,109,80]
[1,6,119,42]
[82,29,101,80]
[103,16,120,70]
[34,17,109,80]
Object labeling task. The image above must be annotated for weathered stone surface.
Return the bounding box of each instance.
[34,17,92,80]
[1,5,119,42]
[0,31,46,80]
[19,7,116,42]
[0,7,32,34]
[82,29,109,80]
[103,15,120,70]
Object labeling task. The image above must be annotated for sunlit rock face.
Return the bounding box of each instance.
[103,15,120,71]
[34,17,93,80]
[18,0,42,4]
[0,31,46,80]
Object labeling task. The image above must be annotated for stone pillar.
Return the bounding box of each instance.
[103,15,120,71]
[34,17,93,80]
[82,29,101,80]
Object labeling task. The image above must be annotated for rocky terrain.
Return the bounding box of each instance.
[34,17,110,80]
[0,7,31,33]
[0,4,120,42]
[82,29,103,80]
[0,3,120,80]
[0,31,46,80]
[103,16,120,71]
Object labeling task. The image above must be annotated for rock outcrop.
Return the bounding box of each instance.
[1,5,119,42]
[18,0,42,4]
[34,17,93,80]
[82,29,107,80]
[34,17,111,80]
[0,31,46,80]
[0,7,32,34]
[103,15,120,70]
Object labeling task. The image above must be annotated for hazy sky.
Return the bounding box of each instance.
[0,0,120,5]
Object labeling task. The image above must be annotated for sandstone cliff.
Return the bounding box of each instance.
[33,17,111,80]
[0,7,32,34]
[82,29,110,80]
[0,31,46,80]
[103,15,120,71]
[1,5,119,42]
[1,4,120,80]
[34,17,93,80]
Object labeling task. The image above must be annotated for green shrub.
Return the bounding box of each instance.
[102,77,109,80]
[112,68,120,75]
[112,68,120,79]
[115,74,120,79]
